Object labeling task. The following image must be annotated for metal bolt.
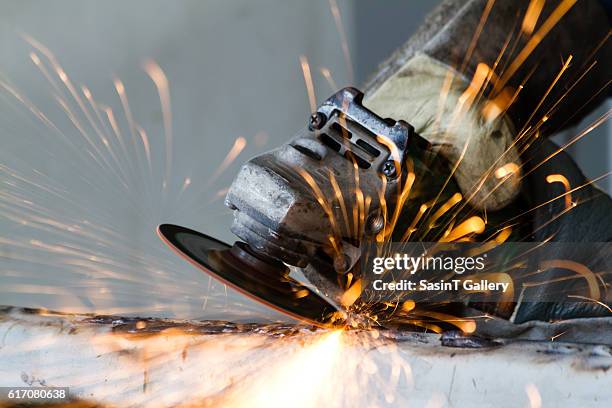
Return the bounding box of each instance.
[333,254,350,273]
[366,213,385,235]
[382,160,397,178]
[308,112,326,130]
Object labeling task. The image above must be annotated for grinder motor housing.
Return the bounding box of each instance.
[224,88,467,289]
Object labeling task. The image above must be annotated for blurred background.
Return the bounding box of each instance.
[0,0,609,320]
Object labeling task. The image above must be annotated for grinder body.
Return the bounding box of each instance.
[224,88,526,298]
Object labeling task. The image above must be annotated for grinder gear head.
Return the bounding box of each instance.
[225,88,418,271]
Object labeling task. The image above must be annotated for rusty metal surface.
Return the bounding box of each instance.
[1,307,611,407]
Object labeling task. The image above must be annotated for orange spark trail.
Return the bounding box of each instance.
[518,54,573,135]
[523,110,611,177]
[521,0,545,35]
[143,59,173,192]
[208,136,247,185]
[327,0,354,83]
[539,260,601,300]
[114,78,150,193]
[566,295,612,313]
[299,55,317,113]
[440,216,486,242]
[459,0,495,74]
[494,0,578,92]
[320,67,338,90]
[546,174,573,209]
[525,383,542,408]
[136,125,153,176]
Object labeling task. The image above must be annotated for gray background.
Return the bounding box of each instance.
[0,0,609,320]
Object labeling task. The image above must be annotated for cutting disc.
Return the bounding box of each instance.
[157,224,342,327]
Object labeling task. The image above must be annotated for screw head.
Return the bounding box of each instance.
[382,160,397,178]
[333,254,350,273]
[366,213,385,235]
[308,112,326,130]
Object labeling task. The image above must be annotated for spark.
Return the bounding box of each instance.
[504,172,611,226]
[327,0,354,83]
[550,330,568,341]
[440,216,486,242]
[136,125,153,175]
[206,187,230,204]
[1,12,609,404]
[296,168,342,248]
[329,170,351,237]
[525,383,542,408]
[341,279,363,308]
[320,67,338,90]
[299,55,317,113]
[539,260,600,300]
[353,162,366,238]
[380,172,416,242]
[208,136,247,185]
[114,77,150,192]
[400,203,429,242]
[457,63,490,110]
[545,174,573,209]
[1,37,253,321]
[221,330,343,408]
[519,54,573,135]
[81,86,133,185]
[521,0,545,36]
[493,226,512,243]
[428,192,462,229]
[495,162,519,179]
[482,86,517,122]
[539,60,599,123]
[376,134,402,171]
[410,310,477,333]
[178,177,192,197]
[494,0,578,92]
[458,0,495,74]
[401,300,416,313]
[523,110,611,178]
[26,47,134,187]
[114,78,140,154]
[566,295,612,313]
[143,59,173,192]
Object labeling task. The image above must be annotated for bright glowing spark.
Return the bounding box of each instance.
[494,0,578,92]
[495,162,520,179]
[222,330,343,408]
[440,216,486,242]
[458,0,495,73]
[428,192,462,229]
[545,174,573,209]
[327,0,354,83]
[143,59,173,192]
[299,55,317,113]
[525,383,542,408]
[320,67,338,90]
[566,295,612,313]
[208,136,247,185]
[340,279,362,308]
[521,0,545,35]
[539,260,600,300]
